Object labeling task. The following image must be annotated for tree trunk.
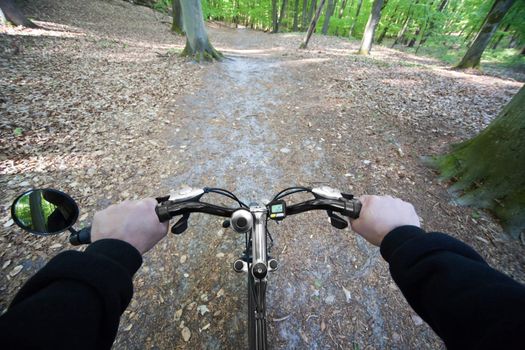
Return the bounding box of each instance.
[377,24,389,44]
[338,0,348,18]
[349,0,363,37]
[171,0,184,34]
[293,0,300,31]
[376,2,399,44]
[321,0,335,35]
[491,23,510,50]
[357,0,386,54]
[391,14,410,47]
[300,0,327,48]
[507,33,518,48]
[272,0,278,33]
[426,86,525,237]
[301,0,309,29]
[180,0,222,61]
[29,191,47,232]
[308,0,317,24]
[407,27,420,47]
[334,0,348,35]
[456,0,516,69]
[0,0,38,28]
[276,0,288,32]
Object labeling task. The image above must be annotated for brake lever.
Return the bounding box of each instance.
[327,210,348,229]
[171,213,190,234]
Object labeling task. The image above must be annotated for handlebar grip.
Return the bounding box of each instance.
[156,204,172,222]
[70,226,91,245]
[286,198,362,219]
[346,199,362,219]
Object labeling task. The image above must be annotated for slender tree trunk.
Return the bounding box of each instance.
[293,0,300,30]
[392,14,410,47]
[29,191,47,232]
[338,0,348,17]
[457,0,516,68]
[322,0,335,35]
[308,0,318,24]
[171,0,184,34]
[0,0,38,28]
[376,2,399,44]
[180,0,222,61]
[508,33,518,48]
[357,0,386,54]
[377,25,389,44]
[491,23,510,50]
[407,27,420,47]
[300,0,327,48]
[276,0,289,32]
[334,0,348,35]
[426,86,525,237]
[349,0,363,37]
[301,0,309,29]
[272,0,279,33]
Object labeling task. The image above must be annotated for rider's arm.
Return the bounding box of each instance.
[0,199,168,350]
[352,196,525,350]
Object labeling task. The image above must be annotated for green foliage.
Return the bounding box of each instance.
[144,0,524,70]
[14,192,58,229]
[14,127,23,137]
[153,0,171,13]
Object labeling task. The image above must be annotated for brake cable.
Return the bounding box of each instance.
[204,187,249,208]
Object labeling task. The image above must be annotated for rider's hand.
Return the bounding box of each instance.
[350,195,420,246]
[91,198,168,254]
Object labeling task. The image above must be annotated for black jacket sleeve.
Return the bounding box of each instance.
[0,239,142,350]
[381,226,525,350]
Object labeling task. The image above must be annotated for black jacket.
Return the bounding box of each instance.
[1,226,524,349]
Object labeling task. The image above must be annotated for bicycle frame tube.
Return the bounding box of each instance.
[250,205,268,350]
[251,206,268,267]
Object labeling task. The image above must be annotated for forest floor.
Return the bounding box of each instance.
[1,0,524,349]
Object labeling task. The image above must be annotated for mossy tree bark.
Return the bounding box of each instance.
[357,0,386,54]
[426,86,525,237]
[0,0,38,28]
[180,0,222,62]
[456,0,516,69]
[171,0,184,34]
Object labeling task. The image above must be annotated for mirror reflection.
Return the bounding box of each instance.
[11,189,79,235]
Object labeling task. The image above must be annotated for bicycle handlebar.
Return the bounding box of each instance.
[156,200,236,221]
[155,189,361,222]
[286,198,361,219]
[70,186,361,245]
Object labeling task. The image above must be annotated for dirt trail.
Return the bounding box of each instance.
[115,28,434,350]
[1,1,524,349]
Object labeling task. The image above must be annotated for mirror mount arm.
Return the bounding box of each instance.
[69,226,92,246]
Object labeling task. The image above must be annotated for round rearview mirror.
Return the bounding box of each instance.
[11,189,79,235]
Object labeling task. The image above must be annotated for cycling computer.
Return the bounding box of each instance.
[268,200,286,220]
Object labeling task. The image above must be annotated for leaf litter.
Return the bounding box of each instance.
[1,0,524,349]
